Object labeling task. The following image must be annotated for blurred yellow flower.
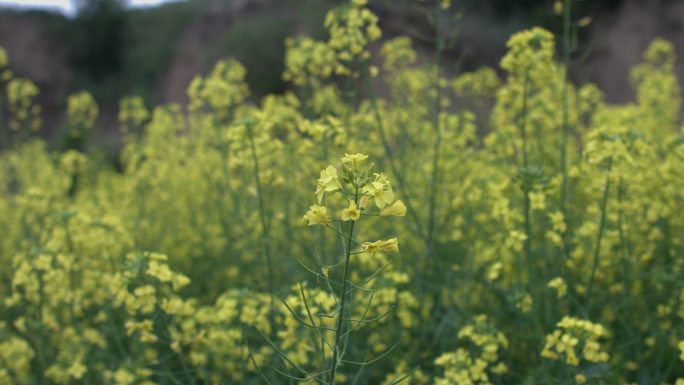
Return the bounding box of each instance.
[315,165,342,203]
[380,200,406,217]
[303,205,332,226]
[362,238,399,253]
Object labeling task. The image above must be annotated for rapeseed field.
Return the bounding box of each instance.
[1,1,683,384]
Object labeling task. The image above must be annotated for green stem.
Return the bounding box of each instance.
[519,74,530,168]
[560,0,572,211]
[586,167,611,306]
[519,74,533,283]
[35,271,46,385]
[328,190,358,385]
[426,0,445,250]
[366,77,426,241]
[523,185,533,281]
[246,123,276,330]
[0,94,6,151]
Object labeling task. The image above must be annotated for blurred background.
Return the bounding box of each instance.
[1,0,683,148]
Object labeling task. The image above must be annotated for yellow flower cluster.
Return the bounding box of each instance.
[187,58,249,123]
[0,46,7,68]
[283,1,381,85]
[66,91,99,140]
[5,77,41,133]
[0,46,12,82]
[325,2,381,73]
[435,315,508,385]
[283,37,337,86]
[453,67,501,100]
[304,153,405,229]
[542,316,610,366]
[118,95,149,142]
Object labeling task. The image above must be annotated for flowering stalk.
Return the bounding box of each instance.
[300,153,406,384]
[328,188,358,385]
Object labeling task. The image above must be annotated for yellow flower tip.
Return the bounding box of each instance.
[340,201,361,221]
[315,165,342,203]
[364,173,394,208]
[0,47,7,67]
[362,238,399,253]
[369,66,379,78]
[351,0,367,5]
[575,374,587,384]
[303,205,332,226]
[547,277,567,298]
[380,200,406,217]
[341,153,369,164]
[528,191,546,211]
[553,1,563,15]
[578,16,592,27]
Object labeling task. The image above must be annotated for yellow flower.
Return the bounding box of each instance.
[67,362,87,380]
[549,211,567,232]
[679,340,684,360]
[341,153,368,165]
[362,238,399,253]
[380,199,406,217]
[548,277,567,298]
[369,65,379,78]
[529,191,546,211]
[487,262,503,281]
[364,173,394,208]
[315,165,342,203]
[303,205,332,226]
[578,16,592,27]
[575,374,587,384]
[340,201,361,221]
[0,47,7,67]
[553,1,563,15]
[114,369,135,385]
[516,292,533,313]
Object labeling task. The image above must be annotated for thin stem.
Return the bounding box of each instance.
[426,0,445,249]
[366,73,427,241]
[519,74,531,168]
[246,123,276,331]
[586,167,611,306]
[519,74,533,284]
[523,185,533,282]
[560,0,572,211]
[327,189,358,385]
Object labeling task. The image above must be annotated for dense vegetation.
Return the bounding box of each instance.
[1,1,683,384]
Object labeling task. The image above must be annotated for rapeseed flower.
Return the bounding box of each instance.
[315,165,342,203]
[340,201,361,221]
[303,204,332,225]
[380,200,406,217]
[362,238,399,253]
